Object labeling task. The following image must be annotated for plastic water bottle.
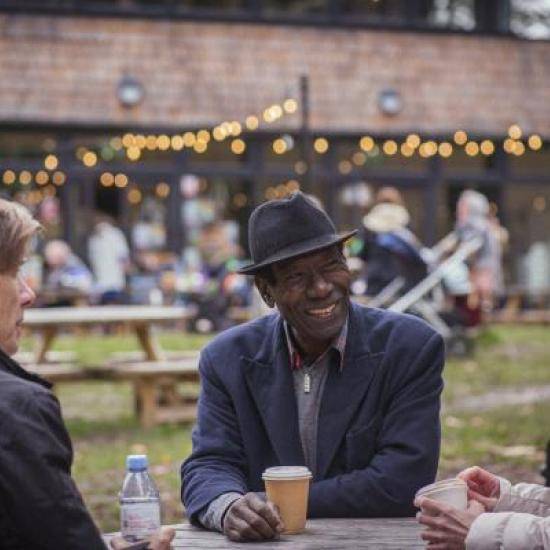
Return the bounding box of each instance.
[120,454,161,542]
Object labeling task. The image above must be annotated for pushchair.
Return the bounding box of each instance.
[360,231,483,354]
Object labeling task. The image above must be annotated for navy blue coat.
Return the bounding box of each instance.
[181,303,444,524]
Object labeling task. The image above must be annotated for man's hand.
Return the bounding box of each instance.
[110,526,176,549]
[414,497,484,550]
[457,466,499,511]
[223,492,284,542]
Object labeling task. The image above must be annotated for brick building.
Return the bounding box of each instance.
[1,1,550,287]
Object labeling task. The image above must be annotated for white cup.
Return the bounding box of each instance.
[415,478,468,512]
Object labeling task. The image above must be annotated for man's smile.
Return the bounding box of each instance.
[306,302,337,319]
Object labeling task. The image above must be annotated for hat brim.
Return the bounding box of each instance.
[238,230,358,274]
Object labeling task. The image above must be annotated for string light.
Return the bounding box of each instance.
[157,135,170,151]
[52,171,66,186]
[314,138,329,154]
[155,182,170,198]
[283,99,298,114]
[233,192,248,208]
[231,139,246,155]
[382,140,398,156]
[438,142,453,158]
[400,143,415,157]
[83,151,98,167]
[212,127,226,142]
[453,131,468,146]
[19,171,32,185]
[44,154,59,170]
[126,147,141,161]
[273,138,287,155]
[465,141,480,156]
[508,124,522,140]
[245,116,259,130]
[127,188,142,205]
[110,137,123,150]
[114,173,128,188]
[35,170,49,186]
[146,135,157,150]
[512,141,525,156]
[480,140,495,156]
[528,134,542,151]
[3,170,16,185]
[171,135,184,151]
[122,134,135,148]
[229,122,242,137]
[197,130,211,143]
[183,132,196,147]
[359,136,375,152]
[135,135,146,149]
[406,134,421,149]
[194,141,208,154]
[419,141,437,158]
[100,172,115,187]
[503,138,516,154]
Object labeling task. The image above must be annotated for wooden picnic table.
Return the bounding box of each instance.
[104,518,424,549]
[23,305,195,364]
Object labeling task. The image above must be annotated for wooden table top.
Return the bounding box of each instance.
[23,305,195,327]
[104,518,424,549]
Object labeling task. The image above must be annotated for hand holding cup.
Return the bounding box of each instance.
[223,492,284,542]
[457,466,500,511]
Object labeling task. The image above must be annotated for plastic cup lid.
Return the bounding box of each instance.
[262,466,312,480]
[415,478,466,498]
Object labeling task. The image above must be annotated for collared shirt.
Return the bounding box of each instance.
[285,317,348,475]
[198,314,349,533]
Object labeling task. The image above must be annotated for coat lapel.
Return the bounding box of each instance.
[242,317,305,466]
[316,304,383,479]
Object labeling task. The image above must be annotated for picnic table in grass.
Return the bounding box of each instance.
[23,305,196,363]
[104,518,424,549]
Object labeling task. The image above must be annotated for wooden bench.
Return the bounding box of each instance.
[24,358,201,428]
[25,363,96,383]
[110,359,200,428]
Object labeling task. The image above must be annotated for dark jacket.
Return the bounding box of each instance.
[181,303,444,524]
[0,348,106,550]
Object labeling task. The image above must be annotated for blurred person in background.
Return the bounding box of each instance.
[415,465,550,549]
[0,198,173,549]
[357,186,427,297]
[455,190,504,315]
[88,213,131,305]
[43,239,93,306]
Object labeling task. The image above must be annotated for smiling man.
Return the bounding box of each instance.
[181,192,444,542]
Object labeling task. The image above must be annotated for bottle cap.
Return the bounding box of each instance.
[262,466,312,480]
[126,454,148,472]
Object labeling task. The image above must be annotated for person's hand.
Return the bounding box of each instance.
[110,526,176,549]
[223,492,284,542]
[415,497,485,549]
[457,466,499,511]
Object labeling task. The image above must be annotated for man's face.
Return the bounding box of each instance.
[0,265,36,356]
[264,246,351,353]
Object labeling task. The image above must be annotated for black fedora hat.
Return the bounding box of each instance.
[238,192,357,274]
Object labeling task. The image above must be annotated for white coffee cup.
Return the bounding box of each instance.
[415,478,468,511]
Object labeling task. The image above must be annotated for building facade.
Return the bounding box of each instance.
[1,1,550,287]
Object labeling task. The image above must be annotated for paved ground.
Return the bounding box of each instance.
[448,384,550,413]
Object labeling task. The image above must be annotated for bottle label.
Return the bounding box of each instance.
[121,502,161,539]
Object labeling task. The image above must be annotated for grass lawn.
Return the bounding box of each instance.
[20,325,550,532]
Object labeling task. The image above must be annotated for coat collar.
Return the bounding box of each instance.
[242,302,383,477]
[0,347,52,389]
